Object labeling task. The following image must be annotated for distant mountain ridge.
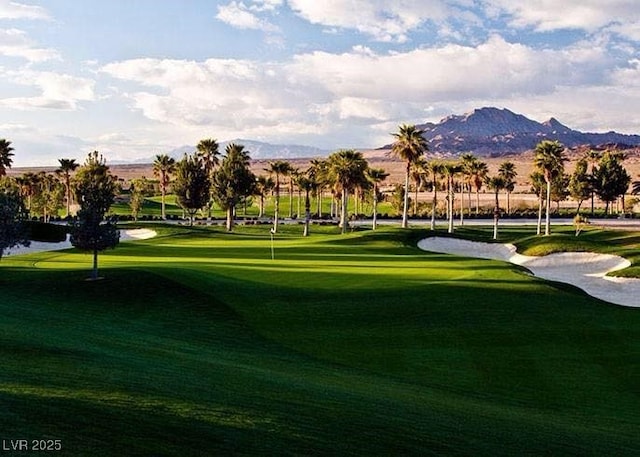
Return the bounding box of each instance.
[168,139,330,161]
[415,107,640,157]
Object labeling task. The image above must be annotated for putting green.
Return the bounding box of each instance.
[1,224,639,456]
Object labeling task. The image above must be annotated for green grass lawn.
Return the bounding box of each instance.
[1,224,639,456]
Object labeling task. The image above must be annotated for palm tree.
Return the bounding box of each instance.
[56,158,79,218]
[265,160,293,233]
[296,174,315,236]
[0,139,14,176]
[326,149,368,234]
[389,124,428,228]
[468,159,488,216]
[485,175,507,240]
[153,154,176,220]
[367,168,389,230]
[15,171,38,213]
[498,161,517,215]
[441,162,462,234]
[307,159,327,217]
[195,138,219,218]
[533,140,566,236]
[425,160,443,230]
[459,153,477,223]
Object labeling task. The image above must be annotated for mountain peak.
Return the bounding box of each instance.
[417,107,640,157]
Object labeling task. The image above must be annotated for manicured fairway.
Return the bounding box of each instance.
[1,224,639,456]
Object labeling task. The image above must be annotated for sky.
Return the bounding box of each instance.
[2,0,640,166]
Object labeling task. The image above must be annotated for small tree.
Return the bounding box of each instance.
[569,158,592,215]
[129,177,153,221]
[153,154,176,220]
[485,175,506,240]
[0,178,30,260]
[592,151,631,215]
[173,154,210,226]
[69,151,119,280]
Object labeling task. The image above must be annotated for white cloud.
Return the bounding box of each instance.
[97,35,619,148]
[0,0,50,20]
[485,0,640,35]
[0,28,60,62]
[216,1,280,33]
[0,70,95,110]
[287,0,450,42]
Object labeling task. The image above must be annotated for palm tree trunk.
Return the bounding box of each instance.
[289,179,293,218]
[259,195,265,218]
[475,189,480,216]
[430,186,437,231]
[273,178,280,233]
[341,189,348,234]
[459,186,464,225]
[545,180,551,236]
[372,184,378,231]
[493,190,499,240]
[448,177,454,234]
[303,190,310,237]
[402,165,410,228]
[536,196,542,235]
[161,188,166,220]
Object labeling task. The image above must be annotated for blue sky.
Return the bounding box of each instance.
[1,0,640,166]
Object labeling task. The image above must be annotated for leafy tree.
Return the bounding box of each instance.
[15,172,38,213]
[129,177,153,221]
[0,178,30,260]
[367,167,389,230]
[69,151,119,280]
[390,124,428,228]
[569,158,591,215]
[592,151,631,214]
[327,149,368,234]
[32,172,63,222]
[485,175,506,240]
[152,154,176,220]
[211,144,256,231]
[56,158,79,218]
[254,175,274,218]
[533,140,566,235]
[498,161,517,215]
[173,154,210,226]
[265,160,293,233]
[0,139,14,177]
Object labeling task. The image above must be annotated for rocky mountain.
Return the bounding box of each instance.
[414,107,640,157]
[167,139,330,161]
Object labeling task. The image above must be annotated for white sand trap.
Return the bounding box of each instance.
[417,237,639,308]
[3,228,157,258]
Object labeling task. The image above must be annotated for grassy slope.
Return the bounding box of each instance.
[1,225,639,456]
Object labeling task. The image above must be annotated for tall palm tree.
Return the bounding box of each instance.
[307,159,328,217]
[498,161,517,215]
[441,162,462,234]
[533,140,566,236]
[468,159,488,216]
[425,160,443,230]
[15,171,38,213]
[459,153,477,222]
[485,175,507,240]
[0,139,14,177]
[327,149,368,234]
[56,158,79,218]
[153,154,176,220]
[296,174,315,236]
[389,124,428,228]
[367,168,389,230]
[196,138,219,218]
[265,160,293,233]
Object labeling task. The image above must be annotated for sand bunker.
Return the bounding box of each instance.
[417,237,639,308]
[3,228,157,257]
